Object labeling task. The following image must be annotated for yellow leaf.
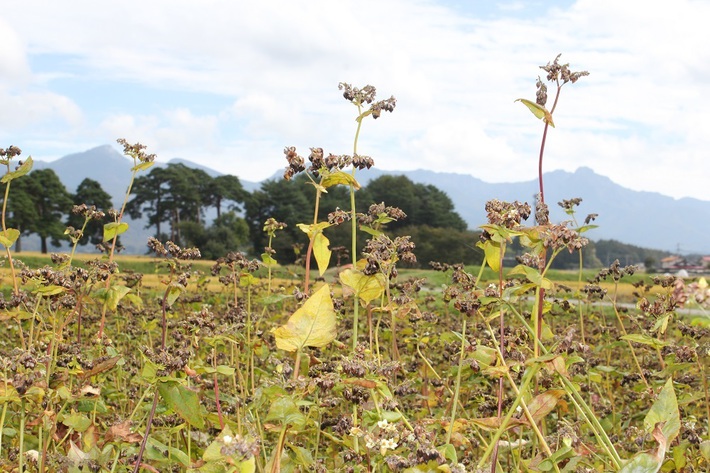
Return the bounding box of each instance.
[313,233,331,276]
[515,98,555,128]
[340,268,386,305]
[483,241,501,272]
[271,284,336,352]
[321,171,361,190]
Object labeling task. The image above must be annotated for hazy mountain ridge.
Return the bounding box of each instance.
[24,145,710,254]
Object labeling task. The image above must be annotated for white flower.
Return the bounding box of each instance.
[365,435,377,450]
[380,437,398,455]
[377,419,389,429]
[223,435,233,445]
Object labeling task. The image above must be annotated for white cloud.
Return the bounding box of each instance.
[1,0,708,200]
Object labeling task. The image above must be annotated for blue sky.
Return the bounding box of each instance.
[1,0,709,200]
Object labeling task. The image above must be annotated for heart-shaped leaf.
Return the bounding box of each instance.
[271,284,336,352]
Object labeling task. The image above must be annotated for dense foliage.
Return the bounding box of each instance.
[0,67,708,472]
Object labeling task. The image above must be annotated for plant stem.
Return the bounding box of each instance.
[446,321,466,445]
[1,179,19,295]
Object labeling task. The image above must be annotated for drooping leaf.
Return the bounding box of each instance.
[78,356,121,379]
[321,170,361,190]
[518,390,566,426]
[621,334,668,349]
[166,284,183,307]
[619,423,667,473]
[34,285,66,296]
[0,228,20,248]
[261,252,278,267]
[515,98,555,127]
[482,241,501,272]
[297,222,331,239]
[1,156,33,183]
[340,268,386,305]
[470,416,525,431]
[158,380,205,429]
[271,284,336,352]
[105,285,131,311]
[644,378,680,446]
[131,161,155,172]
[103,222,129,242]
[313,232,331,276]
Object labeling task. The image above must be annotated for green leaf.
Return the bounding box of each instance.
[166,284,183,307]
[131,161,155,172]
[158,380,205,429]
[515,98,555,127]
[33,284,66,296]
[321,170,361,190]
[265,396,306,430]
[105,285,131,311]
[103,222,129,242]
[261,252,277,267]
[61,411,92,432]
[271,284,336,352]
[621,334,668,349]
[0,228,20,248]
[482,241,501,272]
[359,225,383,237]
[144,436,190,467]
[509,264,553,289]
[1,156,33,183]
[644,378,680,445]
[313,232,331,276]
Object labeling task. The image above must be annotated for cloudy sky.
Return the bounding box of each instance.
[1,0,709,201]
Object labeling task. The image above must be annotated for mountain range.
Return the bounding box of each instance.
[26,145,710,255]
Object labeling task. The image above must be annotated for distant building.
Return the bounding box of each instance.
[661,256,684,270]
[661,255,709,275]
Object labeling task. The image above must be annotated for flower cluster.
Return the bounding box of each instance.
[147,237,201,260]
[0,145,22,162]
[338,82,397,119]
[283,146,375,180]
[540,54,590,85]
[540,222,589,253]
[362,234,416,278]
[116,138,156,163]
[484,199,531,229]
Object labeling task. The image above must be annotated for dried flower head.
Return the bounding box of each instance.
[540,54,589,85]
[283,146,306,180]
[116,138,156,163]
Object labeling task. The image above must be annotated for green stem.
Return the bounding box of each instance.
[1,179,19,295]
[446,321,466,445]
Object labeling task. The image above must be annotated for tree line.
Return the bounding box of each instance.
[3,164,674,269]
[2,164,484,265]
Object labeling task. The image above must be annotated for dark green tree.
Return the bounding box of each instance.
[364,175,467,230]
[211,174,248,218]
[68,178,114,246]
[393,225,483,267]
[7,169,73,253]
[127,163,215,245]
[5,176,39,252]
[245,175,354,263]
[181,211,250,260]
